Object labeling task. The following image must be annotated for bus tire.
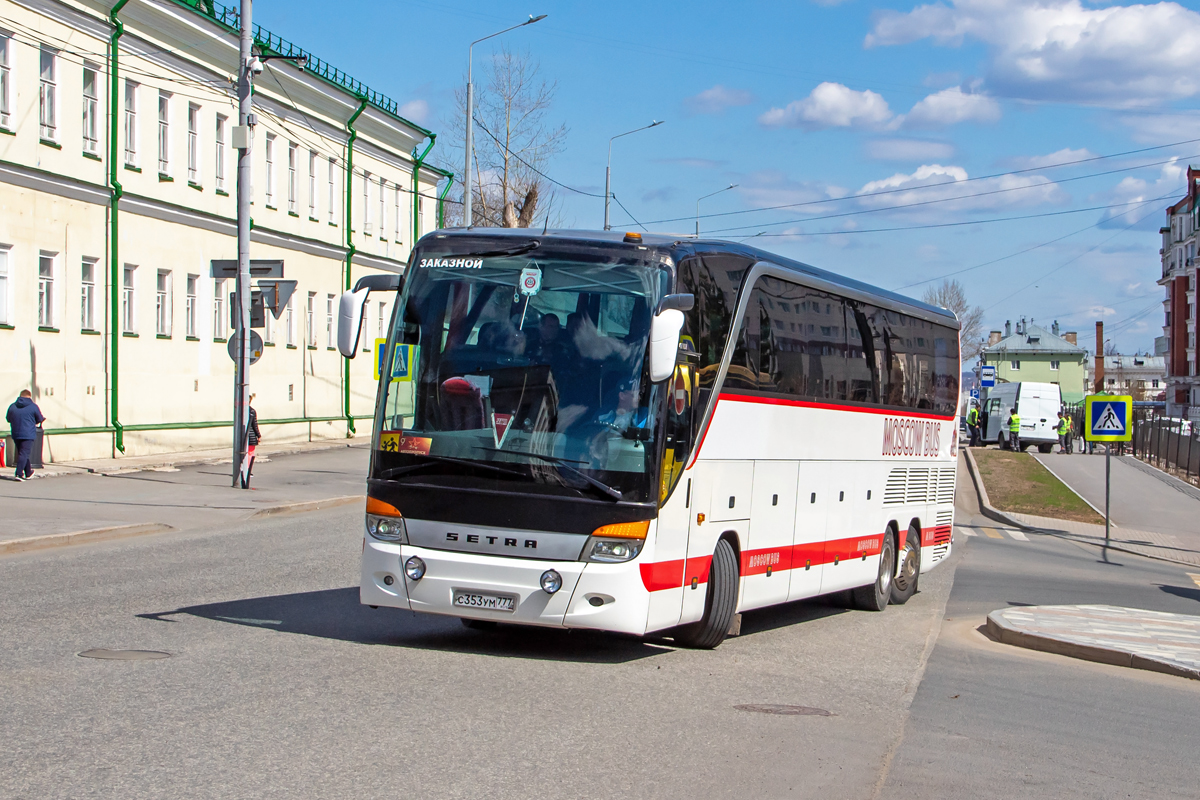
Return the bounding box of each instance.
[852,531,895,612]
[890,527,920,605]
[673,538,739,649]
[461,618,497,631]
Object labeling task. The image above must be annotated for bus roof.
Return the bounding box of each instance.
[423,228,961,330]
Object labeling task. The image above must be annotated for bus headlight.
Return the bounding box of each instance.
[583,520,649,563]
[365,497,407,543]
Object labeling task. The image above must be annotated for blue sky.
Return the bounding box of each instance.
[261,0,1200,355]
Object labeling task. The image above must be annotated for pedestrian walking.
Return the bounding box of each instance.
[242,393,263,488]
[6,390,45,481]
[1056,411,1071,454]
[967,400,981,447]
[1006,406,1021,451]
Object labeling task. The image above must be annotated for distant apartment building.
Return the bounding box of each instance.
[980,319,1089,403]
[0,0,451,461]
[1159,166,1199,420]
[1087,355,1166,401]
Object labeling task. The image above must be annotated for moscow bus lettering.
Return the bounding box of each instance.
[339,231,960,649]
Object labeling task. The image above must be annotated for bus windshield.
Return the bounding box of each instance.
[375,239,670,504]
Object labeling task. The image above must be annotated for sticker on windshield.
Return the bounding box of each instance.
[519,266,542,296]
[492,412,514,448]
[417,258,483,269]
[379,432,432,455]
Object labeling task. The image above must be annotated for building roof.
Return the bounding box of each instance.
[1098,355,1166,370]
[982,323,1086,355]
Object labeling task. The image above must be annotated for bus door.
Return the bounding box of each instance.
[788,465,827,601]
[681,460,752,625]
[740,461,798,610]
[818,462,875,594]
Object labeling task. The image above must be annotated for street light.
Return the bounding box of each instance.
[463,14,547,229]
[604,120,663,231]
[696,183,737,237]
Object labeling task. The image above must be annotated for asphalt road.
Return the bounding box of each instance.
[4,455,1200,799]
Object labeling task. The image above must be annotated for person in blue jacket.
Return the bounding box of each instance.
[6,390,45,481]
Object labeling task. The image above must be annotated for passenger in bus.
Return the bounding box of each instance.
[598,378,649,432]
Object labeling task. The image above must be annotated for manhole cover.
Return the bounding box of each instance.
[78,649,171,660]
[734,704,833,716]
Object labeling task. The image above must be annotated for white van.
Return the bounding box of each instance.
[980,381,1062,452]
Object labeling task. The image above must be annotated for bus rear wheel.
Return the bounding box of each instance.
[673,538,739,650]
[852,531,895,612]
[890,528,920,605]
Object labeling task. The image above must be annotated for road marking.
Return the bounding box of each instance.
[982,528,1005,539]
[1187,573,1200,590]
[1007,530,1029,541]
[956,526,977,537]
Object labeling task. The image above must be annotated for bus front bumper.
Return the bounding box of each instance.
[361,539,650,635]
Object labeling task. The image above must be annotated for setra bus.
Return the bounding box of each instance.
[339,229,960,648]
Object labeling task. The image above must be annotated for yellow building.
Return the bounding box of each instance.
[0,0,450,461]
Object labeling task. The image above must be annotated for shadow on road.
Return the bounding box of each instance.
[737,594,850,635]
[1157,584,1200,604]
[137,587,674,664]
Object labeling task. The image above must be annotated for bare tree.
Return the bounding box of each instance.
[438,47,567,228]
[922,279,984,364]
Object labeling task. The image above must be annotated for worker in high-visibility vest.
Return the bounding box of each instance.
[1006,407,1021,451]
[966,401,981,447]
[1056,411,1070,455]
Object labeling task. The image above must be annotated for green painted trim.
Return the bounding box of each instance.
[158,174,174,182]
[328,220,337,227]
[122,332,138,338]
[82,329,101,335]
[109,0,133,455]
[286,344,297,349]
[264,341,275,346]
[0,127,14,136]
[215,188,229,196]
[309,216,319,223]
[213,337,227,343]
[83,151,102,161]
[0,324,14,329]
[437,175,453,229]
[343,97,368,438]
[38,326,60,333]
[124,163,141,173]
[156,333,171,339]
[265,204,277,210]
[186,335,200,341]
[288,210,300,217]
[307,345,318,350]
[188,181,203,191]
[40,139,62,150]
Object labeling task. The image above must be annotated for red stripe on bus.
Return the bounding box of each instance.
[717,393,956,421]
[639,559,685,592]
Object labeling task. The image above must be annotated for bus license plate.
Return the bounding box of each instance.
[453,591,516,612]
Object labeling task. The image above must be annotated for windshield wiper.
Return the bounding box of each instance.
[474,447,624,502]
[380,454,527,480]
[460,241,540,259]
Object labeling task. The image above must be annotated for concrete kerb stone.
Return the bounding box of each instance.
[963,448,1027,531]
[0,523,175,556]
[249,495,364,519]
[29,441,369,479]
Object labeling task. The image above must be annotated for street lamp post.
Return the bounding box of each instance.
[696,183,736,237]
[463,14,547,229]
[604,120,663,231]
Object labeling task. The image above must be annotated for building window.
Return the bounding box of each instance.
[185,274,197,337]
[265,133,276,206]
[379,177,385,238]
[285,294,295,346]
[287,143,297,213]
[377,300,385,342]
[156,270,172,335]
[308,150,317,218]
[1050,360,1060,371]
[1010,360,1020,370]
[1153,379,1160,389]
[39,47,57,141]
[187,104,200,183]
[122,265,136,333]
[81,258,97,331]
[306,292,316,346]
[363,171,372,235]
[327,158,336,225]
[0,32,11,130]
[38,252,55,327]
[263,301,273,344]
[82,65,99,154]
[157,91,170,174]
[326,294,335,348]
[0,245,9,325]
[215,114,227,190]
[124,81,138,165]
[213,278,226,339]
[395,184,403,242]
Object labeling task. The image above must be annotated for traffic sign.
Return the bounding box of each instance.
[969,387,980,400]
[980,365,996,388]
[226,331,264,366]
[375,341,413,381]
[1084,394,1132,442]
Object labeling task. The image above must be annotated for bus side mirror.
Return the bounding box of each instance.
[649,309,685,382]
[337,288,369,358]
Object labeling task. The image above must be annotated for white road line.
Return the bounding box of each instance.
[1007,530,1029,541]
[955,526,978,537]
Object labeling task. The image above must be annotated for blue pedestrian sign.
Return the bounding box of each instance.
[1084,394,1132,442]
[980,365,996,388]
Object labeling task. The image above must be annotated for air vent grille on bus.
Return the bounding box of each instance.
[936,468,956,504]
[936,509,954,528]
[884,469,907,505]
[931,542,950,562]
[906,468,931,505]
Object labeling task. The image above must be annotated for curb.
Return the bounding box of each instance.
[963,448,1028,530]
[249,494,363,519]
[31,442,369,480]
[0,523,175,556]
[1031,454,1112,521]
[985,609,1200,681]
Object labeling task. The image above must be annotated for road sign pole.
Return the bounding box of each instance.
[1105,447,1111,542]
[232,0,253,489]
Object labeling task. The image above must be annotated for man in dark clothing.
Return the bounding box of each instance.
[6,390,45,481]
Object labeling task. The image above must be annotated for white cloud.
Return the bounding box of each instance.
[1117,110,1200,144]
[865,138,956,162]
[902,87,1001,127]
[1087,305,1117,318]
[759,82,893,130]
[1005,147,1096,169]
[1095,159,1184,229]
[856,164,1067,214]
[865,0,1200,106]
[684,85,754,115]
[399,99,430,124]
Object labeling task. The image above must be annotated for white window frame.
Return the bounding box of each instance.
[215,114,227,191]
[394,184,402,242]
[326,293,335,349]
[122,264,137,334]
[308,150,317,218]
[187,103,200,184]
[157,90,171,175]
[1010,360,1020,370]
[124,81,138,166]
[285,294,295,346]
[263,300,273,344]
[39,47,57,142]
[288,142,298,213]
[38,252,56,328]
[213,278,226,340]
[0,32,11,130]
[306,291,316,347]
[82,64,99,155]
[363,171,372,235]
[81,257,97,331]
[377,299,385,342]
[378,177,386,239]
[1050,360,1060,371]
[156,269,172,336]
[0,245,9,326]
[327,158,336,225]
[185,273,197,338]
[265,133,276,206]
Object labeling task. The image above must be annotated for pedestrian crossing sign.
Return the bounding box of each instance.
[1084,394,1132,442]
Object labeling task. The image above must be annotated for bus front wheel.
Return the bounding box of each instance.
[673,538,739,650]
[852,532,895,612]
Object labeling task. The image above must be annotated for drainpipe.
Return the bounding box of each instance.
[436,174,453,230]
[108,0,131,454]
[411,135,435,246]
[342,98,367,436]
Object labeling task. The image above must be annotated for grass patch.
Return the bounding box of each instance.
[973,449,1103,524]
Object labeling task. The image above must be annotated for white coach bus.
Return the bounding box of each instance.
[339,230,960,648]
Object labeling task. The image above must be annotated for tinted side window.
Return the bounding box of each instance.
[678,253,755,390]
[742,276,847,400]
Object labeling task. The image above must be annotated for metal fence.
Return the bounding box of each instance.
[1132,413,1200,487]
